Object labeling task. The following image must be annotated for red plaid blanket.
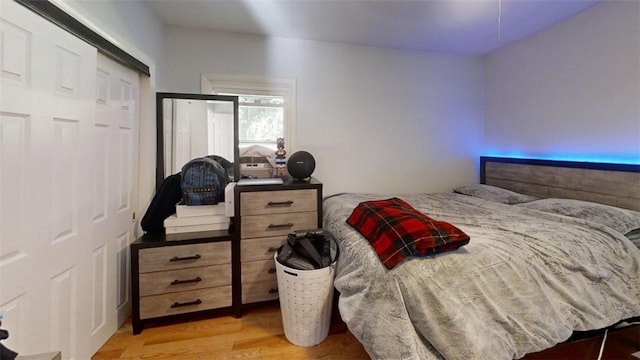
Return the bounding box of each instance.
[346,197,470,270]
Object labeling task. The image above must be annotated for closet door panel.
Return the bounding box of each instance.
[90,53,140,353]
[0,2,140,358]
[1,2,96,358]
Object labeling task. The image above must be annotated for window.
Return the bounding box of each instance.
[201,75,296,152]
[227,94,284,149]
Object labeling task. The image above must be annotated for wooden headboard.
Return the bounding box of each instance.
[480,157,640,211]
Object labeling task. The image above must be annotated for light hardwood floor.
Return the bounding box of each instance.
[92,303,370,360]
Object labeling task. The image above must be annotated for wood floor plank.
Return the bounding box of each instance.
[92,303,369,359]
[94,306,638,360]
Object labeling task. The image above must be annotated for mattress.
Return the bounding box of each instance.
[323,192,640,359]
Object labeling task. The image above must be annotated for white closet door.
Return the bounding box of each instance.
[0,1,96,358]
[91,54,139,353]
[0,2,139,358]
[173,99,193,171]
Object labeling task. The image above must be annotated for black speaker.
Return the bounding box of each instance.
[287,151,316,180]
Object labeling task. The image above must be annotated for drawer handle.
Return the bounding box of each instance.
[267,200,294,206]
[268,268,276,274]
[267,247,278,252]
[267,223,293,229]
[169,254,201,262]
[170,276,202,286]
[269,288,278,294]
[170,299,202,308]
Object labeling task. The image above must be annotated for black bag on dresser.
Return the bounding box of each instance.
[141,173,182,233]
[181,157,229,205]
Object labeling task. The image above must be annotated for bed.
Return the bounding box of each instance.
[323,157,640,359]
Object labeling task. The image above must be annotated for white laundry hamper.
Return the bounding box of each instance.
[274,251,337,347]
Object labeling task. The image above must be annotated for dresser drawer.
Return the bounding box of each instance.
[241,236,287,262]
[242,259,277,284]
[241,212,317,239]
[139,241,230,273]
[242,280,279,304]
[139,264,231,296]
[139,286,232,319]
[240,189,317,216]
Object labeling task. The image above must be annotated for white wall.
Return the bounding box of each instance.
[58,0,165,85]
[165,27,485,196]
[485,1,640,162]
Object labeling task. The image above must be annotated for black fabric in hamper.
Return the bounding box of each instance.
[275,229,339,347]
[276,229,338,270]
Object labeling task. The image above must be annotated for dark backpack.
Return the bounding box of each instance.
[181,157,228,205]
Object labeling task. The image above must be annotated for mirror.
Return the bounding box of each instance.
[156,92,239,190]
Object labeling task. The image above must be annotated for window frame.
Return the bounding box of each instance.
[201,74,297,153]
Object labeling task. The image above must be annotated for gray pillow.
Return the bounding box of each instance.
[516,198,640,235]
[453,184,539,205]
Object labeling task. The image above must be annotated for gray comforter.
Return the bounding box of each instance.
[323,192,640,360]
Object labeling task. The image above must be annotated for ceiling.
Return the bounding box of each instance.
[145,0,602,56]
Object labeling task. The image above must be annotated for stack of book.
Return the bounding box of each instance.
[164,203,230,234]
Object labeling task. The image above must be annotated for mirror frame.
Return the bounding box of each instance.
[155,92,239,191]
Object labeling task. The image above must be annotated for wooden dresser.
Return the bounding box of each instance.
[233,177,323,315]
[130,230,233,334]
[130,178,323,333]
